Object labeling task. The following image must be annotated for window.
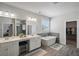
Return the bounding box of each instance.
[42,19,49,32]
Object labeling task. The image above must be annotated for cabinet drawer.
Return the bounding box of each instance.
[30,38,38,42]
[8,45,19,56]
[9,41,19,46]
[0,43,9,48]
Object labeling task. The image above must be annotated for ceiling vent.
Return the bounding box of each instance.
[52,2,59,4]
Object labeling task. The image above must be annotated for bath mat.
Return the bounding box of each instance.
[50,43,64,51]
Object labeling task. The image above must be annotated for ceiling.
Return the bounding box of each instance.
[3,2,79,17]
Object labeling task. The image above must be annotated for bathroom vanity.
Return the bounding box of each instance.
[0,35,41,56]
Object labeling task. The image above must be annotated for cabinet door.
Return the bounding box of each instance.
[0,42,19,56]
[1,47,8,56]
[8,42,19,56]
[29,37,41,51]
[0,44,1,55]
[0,47,8,56]
[8,45,19,56]
[0,43,9,56]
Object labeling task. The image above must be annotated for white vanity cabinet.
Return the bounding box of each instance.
[8,41,19,56]
[29,36,41,51]
[0,41,19,56]
[0,43,9,56]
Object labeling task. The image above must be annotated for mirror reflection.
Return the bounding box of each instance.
[0,16,41,38]
[0,16,14,37]
[3,24,13,37]
[16,20,26,36]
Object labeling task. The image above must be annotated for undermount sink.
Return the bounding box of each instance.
[4,36,15,40]
[5,37,9,40]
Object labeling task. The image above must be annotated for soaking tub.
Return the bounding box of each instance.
[41,36,56,46]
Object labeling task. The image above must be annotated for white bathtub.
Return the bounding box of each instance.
[41,36,56,46]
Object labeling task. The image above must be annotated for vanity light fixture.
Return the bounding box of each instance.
[27,17,31,21]
[27,17,37,22]
[4,11,10,17]
[31,18,37,22]
[0,11,16,18]
[0,11,3,16]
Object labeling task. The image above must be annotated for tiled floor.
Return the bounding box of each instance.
[26,43,79,56]
[66,39,76,48]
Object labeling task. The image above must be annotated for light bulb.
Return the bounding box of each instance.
[0,11,3,16]
[27,17,31,21]
[27,17,37,22]
[4,11,10,17]
[33,18,37,22]
[11,13,15,18]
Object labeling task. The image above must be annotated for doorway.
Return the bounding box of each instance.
[66,21,77,47]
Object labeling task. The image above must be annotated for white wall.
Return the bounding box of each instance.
[51,16,66,45]
[50,11,79,48]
